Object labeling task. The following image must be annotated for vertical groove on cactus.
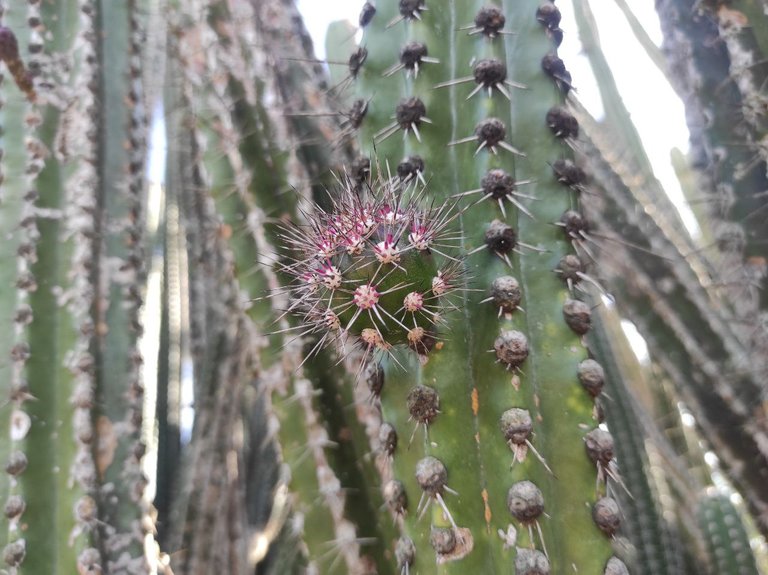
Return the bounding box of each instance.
[92,0,148,569]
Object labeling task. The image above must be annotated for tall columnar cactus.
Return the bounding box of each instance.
[0,1,150,573]
[161,1,402,573]
[272,1,632,572]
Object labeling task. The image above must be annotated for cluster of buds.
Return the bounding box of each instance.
[277,172,463,364]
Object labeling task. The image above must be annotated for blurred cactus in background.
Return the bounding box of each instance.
[0,0,766,574]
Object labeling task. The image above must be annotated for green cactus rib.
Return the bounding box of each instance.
[698,494,760,575]
[0,2,103,572]
[0,7,34,570]
[588,304,687,575]
[350,0,613,571]
[92,0,148,569]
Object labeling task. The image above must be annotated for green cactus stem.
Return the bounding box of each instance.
[274,0,621,572]
[698,493,760,575]
[163,1,400,572]
[0,1,117,572]
[90,1,150,569]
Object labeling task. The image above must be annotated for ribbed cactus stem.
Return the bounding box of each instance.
[92,0,148,569]
[698,493,760,575]
[303,0,618,572]
[163,2,400,571]
[0,1,102,572]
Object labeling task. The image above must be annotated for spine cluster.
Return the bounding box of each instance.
[279,173,461,363]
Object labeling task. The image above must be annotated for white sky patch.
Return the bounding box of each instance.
[297,0,360,60]
[147,102,167,185]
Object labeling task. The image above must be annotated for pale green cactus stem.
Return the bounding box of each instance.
[0,5,37,571]
[0,1,105,572]
[163,1,399,572]
[90,1,150,570]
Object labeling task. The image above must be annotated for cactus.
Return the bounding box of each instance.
[0,1,150,573]
[0,0,766,573]
[269,0,624,572]
[698,494,760,575]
